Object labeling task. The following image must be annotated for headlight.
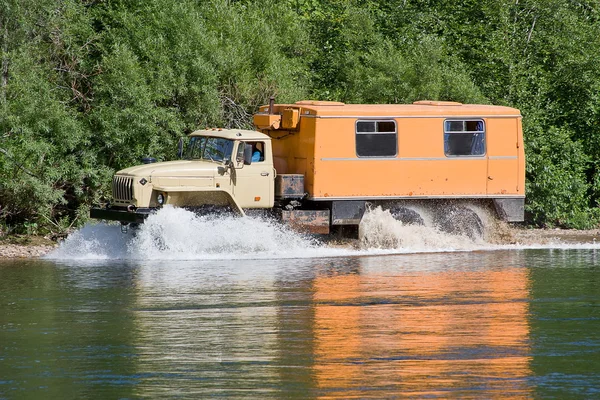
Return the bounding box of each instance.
[157,193,165,205]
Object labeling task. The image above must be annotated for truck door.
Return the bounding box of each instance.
[486,118,520,195]
[234,141,274,208]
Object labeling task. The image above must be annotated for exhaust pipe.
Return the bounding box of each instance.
[268,96,275,114]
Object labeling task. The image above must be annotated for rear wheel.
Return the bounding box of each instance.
[389,206,424,226]
[434,205,483,240]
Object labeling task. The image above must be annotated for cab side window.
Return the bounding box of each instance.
[249,141,265,162]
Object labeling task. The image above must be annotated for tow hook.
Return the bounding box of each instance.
[127,205,137,213]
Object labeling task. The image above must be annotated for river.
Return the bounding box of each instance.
[1,207,599,398]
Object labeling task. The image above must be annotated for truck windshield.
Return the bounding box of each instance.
[185,136,234,163]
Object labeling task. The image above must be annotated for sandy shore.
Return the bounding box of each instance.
[0,244,58,259]
[0,236,59,259]
[511,228,600,245]
[1,228,599,259]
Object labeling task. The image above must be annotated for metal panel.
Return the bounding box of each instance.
[305,114,522,119]
[492,198,524,222]
[310,194,525,201]
[282,108,300,129]
[90,207,150,223]
[331,200,366,225]
[275,174,305,199]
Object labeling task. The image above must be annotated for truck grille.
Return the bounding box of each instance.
[112,176,134,201]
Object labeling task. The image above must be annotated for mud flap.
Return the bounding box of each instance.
[492,198,524,222]
[280,210,330,234]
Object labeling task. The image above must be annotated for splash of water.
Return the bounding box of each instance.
[358,206,481,251]
[46,205,600,261]
[48,206,339,260]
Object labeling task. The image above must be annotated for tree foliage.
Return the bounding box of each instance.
[1,0,599,233]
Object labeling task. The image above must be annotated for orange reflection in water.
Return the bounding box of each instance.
[312,262,532,398]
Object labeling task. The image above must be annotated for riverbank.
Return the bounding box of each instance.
[2,227,600,259]
[513,228,600,244]
[0,236,58,259]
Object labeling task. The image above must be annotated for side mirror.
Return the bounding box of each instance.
[177,137,184,158]
[244,144,253,165]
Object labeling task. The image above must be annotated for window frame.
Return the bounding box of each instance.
[355,119,398,158]
[443,119,486,157]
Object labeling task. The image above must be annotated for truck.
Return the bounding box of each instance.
[90,99,525,238]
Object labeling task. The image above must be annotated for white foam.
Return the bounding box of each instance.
[46,205,600,261]
[47,206,355,261]
[359,206,480,251]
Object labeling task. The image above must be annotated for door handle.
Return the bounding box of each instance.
[261,172,269,176]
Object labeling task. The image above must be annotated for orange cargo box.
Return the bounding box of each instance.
[254,100,525,222]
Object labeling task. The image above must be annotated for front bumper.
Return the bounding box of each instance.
[90,207,155,224]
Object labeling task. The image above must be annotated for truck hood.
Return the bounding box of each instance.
[116,160,220,178]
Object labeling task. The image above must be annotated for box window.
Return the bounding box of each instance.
[356,120,397,157]
[444,119,485,156]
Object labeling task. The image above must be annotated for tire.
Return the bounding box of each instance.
[389,206,425,226]
[434,205,484,240]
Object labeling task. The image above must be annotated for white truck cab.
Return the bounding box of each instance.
[91,129,276,224]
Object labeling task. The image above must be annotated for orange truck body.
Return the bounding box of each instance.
[254,100,525,225]
[90,99,525,235]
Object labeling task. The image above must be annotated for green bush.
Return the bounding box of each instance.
[1,0,600,233]
[525,125,597,228]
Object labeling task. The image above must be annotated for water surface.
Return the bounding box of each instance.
[1,208,600,398]
[2,249,599,399]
